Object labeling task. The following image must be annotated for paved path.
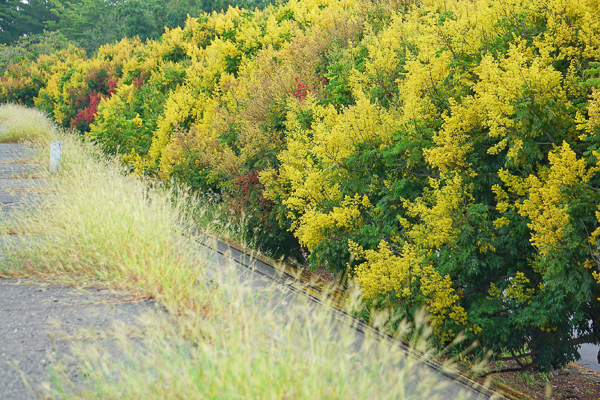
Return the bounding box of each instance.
[0,280,152,400]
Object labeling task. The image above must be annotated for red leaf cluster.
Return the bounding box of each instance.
[291,77,309,101]
[232,169,272,209]
[70,91,104,129]
[107,77,118,95]
[133,72,149,88]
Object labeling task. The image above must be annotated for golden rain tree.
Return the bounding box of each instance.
[3,0,600,371]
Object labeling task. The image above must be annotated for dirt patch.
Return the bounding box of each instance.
[489,362,600,399]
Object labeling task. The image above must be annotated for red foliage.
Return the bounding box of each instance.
[133,72,149,88]
[291,77,309,101]
[231,169,272,209]
[107,77,118,95]
[70,91,104,129]
[225,169,275,226]
[86,67,111,93]
[70,70,119,131]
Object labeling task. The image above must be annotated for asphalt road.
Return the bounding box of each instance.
[578,343,600,372]
[0,280,153,400]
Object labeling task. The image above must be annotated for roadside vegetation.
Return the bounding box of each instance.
[3,0,600,380]
[0,103,486,399]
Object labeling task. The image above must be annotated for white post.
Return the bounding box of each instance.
[49,141,63,174]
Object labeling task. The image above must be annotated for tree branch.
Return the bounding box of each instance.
[394,166,440,178]
[496,351,539,361]
[543,132,584,156]
[570,333,599,346]
[482,363,537,376]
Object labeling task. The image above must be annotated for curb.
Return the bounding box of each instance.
[192,231,518,400]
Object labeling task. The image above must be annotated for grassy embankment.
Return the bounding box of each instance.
[0,104,55,144]
[0,103,486,398]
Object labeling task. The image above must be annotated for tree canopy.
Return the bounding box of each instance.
[0,0,56,44]
[2,0,276,52]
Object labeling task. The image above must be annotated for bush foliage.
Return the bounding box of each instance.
[3,0,600,371]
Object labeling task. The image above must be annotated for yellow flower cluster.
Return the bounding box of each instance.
[489,272,535,304]
[354,240,468,339]
[501,142,599,255]
[295,195,369,250]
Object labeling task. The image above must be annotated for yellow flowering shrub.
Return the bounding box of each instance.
[6,0,600,369]
[262,0,600,364]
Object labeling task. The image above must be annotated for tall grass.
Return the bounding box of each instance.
[0,103,54,144]
[1,139,206,314]
[188,191,260,250]
[46,295,485,399]
[0,104,491,399]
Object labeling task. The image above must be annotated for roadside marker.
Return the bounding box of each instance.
[49,141,63,173]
